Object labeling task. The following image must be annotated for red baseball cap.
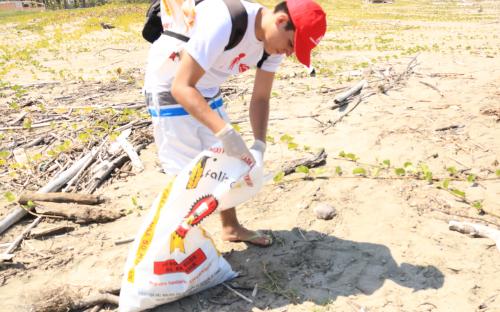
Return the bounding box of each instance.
[286,0,327,67]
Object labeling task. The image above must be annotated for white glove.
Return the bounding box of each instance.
[215,124,255,167]
[250,139,266,154]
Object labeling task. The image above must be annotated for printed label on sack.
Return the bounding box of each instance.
[186,156,209,190]
[127,181,173,283]
[170,195,218,253]
[154,248,207,275]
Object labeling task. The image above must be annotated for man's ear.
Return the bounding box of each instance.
[274,12,290,28]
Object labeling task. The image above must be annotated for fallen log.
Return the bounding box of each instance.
[34,202,123,224]
[0,149,98,236]
[73,293,119,310]
[30,225,75,239]
[283,149,327,176]
[449,220,500,252]
[19,192,104,206]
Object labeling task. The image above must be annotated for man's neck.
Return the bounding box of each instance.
[255,7,270,42]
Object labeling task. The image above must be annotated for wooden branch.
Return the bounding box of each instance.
[8,111,27,126]
[114,237,134,245]
[0,149,98,235]
[85,143,147,194]
[334,80,367,103]
[222,283,253,303]
[283,149,327,176]
[30,225,75,239]
[0,253,14,261]
[449,220,500,252]
[419,80,444,97]
[73,293,119,310]
[111,129,144,172]
[1,217,42,261]
[19,192,104,205]
[34,202,123,224]
[435,124,464,132]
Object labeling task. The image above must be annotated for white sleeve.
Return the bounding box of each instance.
[259,54,284,73]
[184,1,231,71]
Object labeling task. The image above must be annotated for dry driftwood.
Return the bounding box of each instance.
[31,288,118,312]
[34,202,123,224]
[114,237,134,245]
[110,129,144,172]
[85,143,147,194]
[73,293,119,310]
[19,192,104,205]
[449,220,500,251]
[283,149,327,175]
[334,80,367,103]
[0,253,14,261]
[1,217,42,261]
[0,149,98,236]
[30,225,75,239]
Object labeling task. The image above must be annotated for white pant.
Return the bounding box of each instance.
[146,92,230,175]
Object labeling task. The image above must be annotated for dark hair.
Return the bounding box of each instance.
[274,1,295,31]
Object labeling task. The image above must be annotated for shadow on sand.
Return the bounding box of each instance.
[152,228,444,311]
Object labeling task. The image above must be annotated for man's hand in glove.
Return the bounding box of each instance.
[215,124,255,167]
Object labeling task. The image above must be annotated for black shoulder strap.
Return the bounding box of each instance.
[162,0,248,51]
[222,0,248,51]
[257,51,269,68]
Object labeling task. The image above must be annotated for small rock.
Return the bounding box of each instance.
[313,202,337,220]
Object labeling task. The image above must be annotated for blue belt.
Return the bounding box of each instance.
[148,98,223,117]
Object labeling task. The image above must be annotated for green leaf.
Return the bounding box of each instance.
[352,167,366,176]
[26,200,36,209]
[280,134,294,143]
[335,166,342,175]
[383,159,390,167]
[496,169,500,177]
[273,171,285,183]
[131,196,138,206]
[442,178,450,189]
[338,151,346,158]
[287,142,298,150]
[22,117,32,129]
[424,171,433,182]
[394,168,405,176]
[420,163,430,174]
[303,145,311,151]
[265,135,275,144]
[0,150,10,159]
[403,162,413,168]
[466,174,476,183]
[447,166,457,175]
[372,167,380,177]
[232,123,241,133]
[312,167,326,175]
[346,153,358,161]
[4,191,16,202]
[472,201,483,210]
[295,165,310,174]
[450,188,465,198]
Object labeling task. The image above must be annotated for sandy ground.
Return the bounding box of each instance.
[1,1,499,312]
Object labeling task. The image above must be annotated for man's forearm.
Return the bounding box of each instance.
[249,99,269,142]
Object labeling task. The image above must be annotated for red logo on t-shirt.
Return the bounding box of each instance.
[239,64,249,73]
[229,53,248,73]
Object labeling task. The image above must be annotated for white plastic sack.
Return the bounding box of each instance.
[119,147,264,312]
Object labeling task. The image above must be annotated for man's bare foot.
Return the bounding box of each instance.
[221,225,273,247]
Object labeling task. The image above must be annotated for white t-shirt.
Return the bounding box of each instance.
[144,0,283,98]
